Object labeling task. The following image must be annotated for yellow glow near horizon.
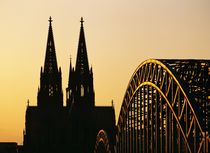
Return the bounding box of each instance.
[0,0,210,144]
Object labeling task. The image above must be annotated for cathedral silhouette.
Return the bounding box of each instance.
[22,17,116,153]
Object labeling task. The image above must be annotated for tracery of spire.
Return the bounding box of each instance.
[44,16,58,74]
[75,17,90,75]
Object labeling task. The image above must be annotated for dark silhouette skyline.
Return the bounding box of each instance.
[0,16,209,153]
[1,1,210,145]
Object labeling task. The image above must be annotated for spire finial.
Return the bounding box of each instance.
[80,17,84,27]
[69,54,72,68]
[70,54,72,61]
[49,16,53,25]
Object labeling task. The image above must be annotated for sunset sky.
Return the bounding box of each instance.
[0,0,210,144]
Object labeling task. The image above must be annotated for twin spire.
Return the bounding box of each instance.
[44,16,89,75]
[44,16,90,80]
[39,16,94,108]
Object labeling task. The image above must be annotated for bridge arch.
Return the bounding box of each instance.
[116,59,207,153]
[94,130,111,153]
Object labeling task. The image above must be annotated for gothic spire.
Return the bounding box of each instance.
[44,16,58,74]
[66,17,95,108]
[75,17,89,75]
[38,17,63,107]
[68,55,73,86]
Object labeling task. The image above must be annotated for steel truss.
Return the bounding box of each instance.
[116,59,209,153]
[94,130,111,153]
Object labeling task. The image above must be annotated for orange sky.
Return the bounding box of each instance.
[0,0,210,144]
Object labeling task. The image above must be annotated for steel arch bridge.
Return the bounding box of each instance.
[114,59,210,153]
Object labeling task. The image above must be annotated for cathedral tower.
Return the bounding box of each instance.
[66,17,95,109]
[38,17,63,108]
[24,17,115,153]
